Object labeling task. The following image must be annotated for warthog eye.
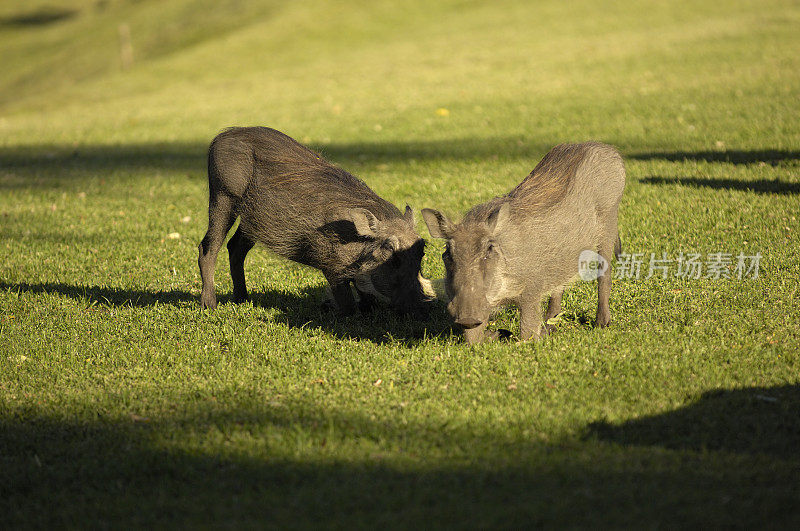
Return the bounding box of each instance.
[484,243,496,260]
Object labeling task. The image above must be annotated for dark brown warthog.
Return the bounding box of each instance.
[422,142,625,344]
[198,127,431,316]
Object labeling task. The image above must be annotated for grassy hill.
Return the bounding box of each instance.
[1,0,799,527]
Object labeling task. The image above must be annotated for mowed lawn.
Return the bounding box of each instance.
[1,0,799,527]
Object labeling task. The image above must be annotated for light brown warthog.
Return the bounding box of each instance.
[422,142,625,344]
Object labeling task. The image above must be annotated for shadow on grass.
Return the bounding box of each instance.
[0,281,454,345]
[640,176,800,195]
[0,7,76,27]
[1,386,799,527]
[0,281,197,308]
[0,143,800,185]
[0,142,208,188]
[629,150,800,166]
[315,137,546,163]
[586,385,800,459]
[4,142,798,201]
[3,141,798,191]
[0,137,545,189]
[250,284,455,345]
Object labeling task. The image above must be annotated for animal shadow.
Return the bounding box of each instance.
[249,285,454,345]
[0,281,454,345]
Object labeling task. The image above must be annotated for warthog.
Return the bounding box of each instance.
[422,142,625,344]
[198,126,431,316]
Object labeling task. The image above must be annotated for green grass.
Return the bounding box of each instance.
[1,0,799,527]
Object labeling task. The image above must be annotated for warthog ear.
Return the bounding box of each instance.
[487,202,511,235]
[350,208,381,237]
[421,208,453,239]
[404,205,415,226]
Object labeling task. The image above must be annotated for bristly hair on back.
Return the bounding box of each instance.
[237,126,401,221]
[462,142,600,225]
[508,142,596,209]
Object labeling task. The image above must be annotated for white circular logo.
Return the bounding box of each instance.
[578,250,609,281]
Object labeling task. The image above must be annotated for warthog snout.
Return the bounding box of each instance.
[447,298,486,329]
[454,317,483,329]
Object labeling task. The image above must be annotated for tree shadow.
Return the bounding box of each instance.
[0,142,207,189]
[586,385,800,459]
[313,136,547,163]
[0,136,546,189]
[0,7,77,27]
[629,150,800,166]
[2,393,799,528]
[0,281,454,345]
[0,281,197,308]
[640,176,800,195]
[4,141,799,190]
